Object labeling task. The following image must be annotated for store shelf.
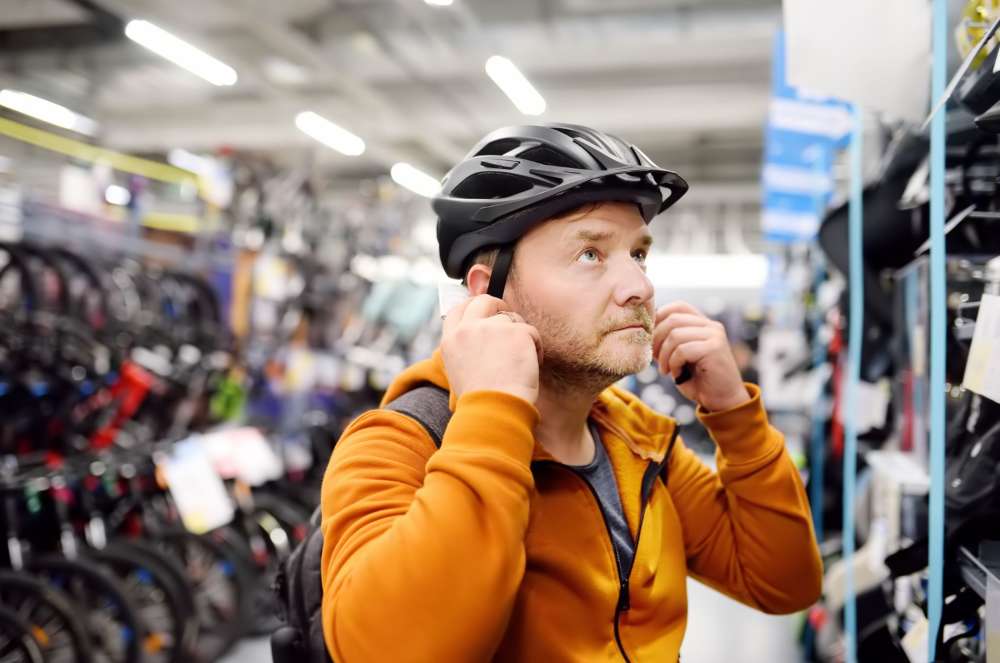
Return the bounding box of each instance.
[957,542,1000,600]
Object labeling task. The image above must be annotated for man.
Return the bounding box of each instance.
[320,124,822,662]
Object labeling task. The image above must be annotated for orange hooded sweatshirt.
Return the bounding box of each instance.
[320,349,822,662]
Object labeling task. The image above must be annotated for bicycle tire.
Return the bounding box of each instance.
[153,529,255,661]
[87,543,191,663]
[0,604,45,663]
[213,522,283,636]
[28,554,145,663]
[0,571,92,663]
[107,539,200,659]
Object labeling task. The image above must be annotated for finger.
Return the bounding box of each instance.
[498,310,526,325]
[515,322,544,366]
[442,296,475,336]
[667,340,713,380]
[657,327,714,374]
[652,313,715,358]
[462,294,504,322]
[655,301,705,325]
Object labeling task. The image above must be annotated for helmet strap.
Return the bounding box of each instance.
[486,245,515,299]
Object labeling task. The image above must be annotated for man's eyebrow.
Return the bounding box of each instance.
[570,229,654,248]
[571,229,614,243]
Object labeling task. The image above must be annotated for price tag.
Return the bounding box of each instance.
[857,379,890,433]
[962,294,1000,405]
[158,437,234,534]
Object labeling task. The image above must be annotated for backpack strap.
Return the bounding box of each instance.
[384,384,452,448]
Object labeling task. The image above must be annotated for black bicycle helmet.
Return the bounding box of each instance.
[433,123,689,297]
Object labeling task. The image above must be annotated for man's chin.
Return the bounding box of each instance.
[595,349,651,378]
[602,338,653,373]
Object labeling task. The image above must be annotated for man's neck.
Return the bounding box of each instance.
[532,376,601,466]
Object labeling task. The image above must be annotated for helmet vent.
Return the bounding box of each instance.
[451,172,535,200]
[517,146,581,168]
[474,138,521,157]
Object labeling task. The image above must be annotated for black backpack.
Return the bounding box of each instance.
[271,385,452,663]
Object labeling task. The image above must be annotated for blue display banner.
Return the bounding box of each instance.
[763,32,853,243]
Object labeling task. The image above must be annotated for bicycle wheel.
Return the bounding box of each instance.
[213,521,283,636]
[0,604,48,663]
[87,543,191,663]
[252,491,313,546]
[0,571,91,663]
[154,529,254,661]
[28,555,145,663]
[107,539,200,659]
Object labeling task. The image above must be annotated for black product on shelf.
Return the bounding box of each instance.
[960,45,1000,116]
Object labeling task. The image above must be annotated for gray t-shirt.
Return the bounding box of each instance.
[568,421,635,582]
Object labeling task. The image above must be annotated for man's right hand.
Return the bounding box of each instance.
[441,295,543,405]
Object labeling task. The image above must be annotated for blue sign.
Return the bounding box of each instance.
[763,32,853,243]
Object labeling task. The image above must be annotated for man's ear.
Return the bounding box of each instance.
[466,264,492,297]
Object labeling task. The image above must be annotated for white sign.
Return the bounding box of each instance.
[962,294,1000,405]
[158,437,234,534]
[201,427,284,487]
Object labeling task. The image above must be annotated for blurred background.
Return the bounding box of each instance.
[0,0,995,661]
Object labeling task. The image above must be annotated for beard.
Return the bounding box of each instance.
[509,289,653,395]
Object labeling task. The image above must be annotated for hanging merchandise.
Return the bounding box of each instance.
[955,0,1000,70]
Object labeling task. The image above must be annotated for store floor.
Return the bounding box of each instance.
[681,577,803,661]
[220,636,270,662]
[226,578,803,663]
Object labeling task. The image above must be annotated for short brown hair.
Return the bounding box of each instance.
[459,202,602,286]
[461,247,502,287]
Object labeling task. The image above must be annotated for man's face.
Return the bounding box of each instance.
[505,201,656,392]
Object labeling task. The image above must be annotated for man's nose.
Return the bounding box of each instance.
[610,254,654,308]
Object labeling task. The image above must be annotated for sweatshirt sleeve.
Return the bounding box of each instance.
[666,384,823,614]
[319,390,538,662]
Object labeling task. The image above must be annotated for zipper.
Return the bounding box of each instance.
[531,426,679,662]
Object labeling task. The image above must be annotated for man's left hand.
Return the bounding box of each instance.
[651,301,752,412]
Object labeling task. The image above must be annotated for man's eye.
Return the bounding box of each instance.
[633,250,648,264]
[578,249,600,263]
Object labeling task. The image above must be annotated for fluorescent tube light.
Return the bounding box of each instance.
[125,20,238,87]
[0,89,98,135]
[425,0,454,5]
[295,111,366,156]
[484,56,546,116]
[390,163,441,197]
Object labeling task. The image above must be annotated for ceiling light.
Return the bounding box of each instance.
[425,0,454,5]
[295,111,365,156]
[105,184,131,206]
[390,163,441,197]
[0,89,98,135]
[484,56,546,116]
[125,20,238,87]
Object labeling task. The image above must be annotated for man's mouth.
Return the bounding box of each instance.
[609,324,651,334]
